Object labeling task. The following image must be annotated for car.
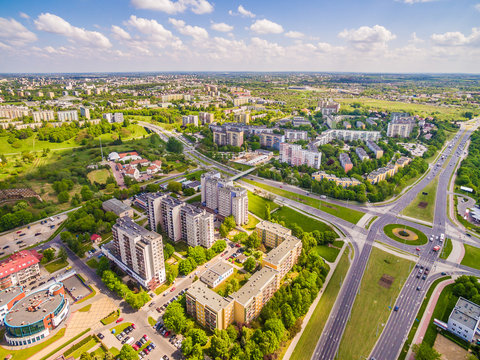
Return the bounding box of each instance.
[417,286,421,291]
[416,274,420,279]
[420,265,424,269]
[467,233,472,237]
[116,318,124,323]
[97,333,104,339]
[139,351,145,358]
[140,338,147,345]
[162,356,170,360]
[418,269,423,274]
[161,329,166,336]
[124,327,131,334]
[441,272,447,275]
[121,336,129,344]
[120,331,126,338]
[3,245,9,249]
[422,275,427,280]
[132,344,139,351]
[131,323,136,329]
[416,247,420,251]
[128,325,133,332]
[170,287,176,292]
[164,331,170,337]
[156,307,162,313]
[144,348,150,355]
[149,302,155,307]
[116,334,122,341]
[150,342,156,349]
[136,341,142,347]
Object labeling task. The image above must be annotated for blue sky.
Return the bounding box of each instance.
[0,0,479,73]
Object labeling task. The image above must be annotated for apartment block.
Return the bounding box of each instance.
[259,133,284,150]
[284,130,308,142]
[180,204,215,248]
[262,235,302,279]
[355,147,369,161]
[339,153,353,173]
[57,110,78,122]
[255,220,292,248]
[47,92,55,99]
[279,143,322,169]
[80,107,91,120]
[319,100,340,116]
[343,121,352,129]
[366,140,384,159]
[186,281,234,331]
[106,216,165,290]
[213,127,244,147]
[199,112,214,124]
[200,262,234,288]
[387,114,416,138]
[32,110,55,122]
[234,112,250,124]
[366,156,411,184]
[312,171,362,188]
[313,129,381,146]
[182,115,199,127]
[0,106,30,120]
[233,97,249,107]
[0,251,41,290]
[356,121,365,129]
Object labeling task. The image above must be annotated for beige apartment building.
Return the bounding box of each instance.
[255,220,292,248]
[213,127,244,147]
[32,110,55,122]
[262,235,303,279]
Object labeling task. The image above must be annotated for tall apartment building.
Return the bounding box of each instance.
[213,127,244,147]
[199,112,214,124]
[313,129,381,146]
[259,133,284,150]
[255,220,292,248]
[279,143,322,169]
[292,117,312,127]
[284,130,308,142]
[106,216,166,290]
[366,140,384,159]
[57,110,78,122]
[262,235,302,279]
[182,115,199,127]
[387,114,415,138]
[80,107,91,119]
[32,110,55,122]
[234,112,250,124]
[0,106,30,119]
[147,194,215,248]
[319,100,340,116]
[233,97,249,106]
[339,153,353,173]
[200,172,248,225]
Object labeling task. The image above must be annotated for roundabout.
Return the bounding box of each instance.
[383,224,428,246]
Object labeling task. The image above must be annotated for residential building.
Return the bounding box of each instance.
[279,143,322,169]
[255,220,292,248]
[234,112,250,124]
[312,171,362,188]
[186,281,234,331]
[213,127,244,147]
[313,129,381,146]
[259,133,284,150]
[0,250,41,289]
[284,130,308,142]
[57,110,78,122]
[292,117,312,127]
[343,121,352,129]
[262,235,302,279]
[180,204,215,248]
[32,110,55,122]
[387,114,416,138]
[182,115,199,127]
[47,92,55,99]
[0,105,30,119]
[366,117,378,126]
[200,262,234,288]
[233,97,249,107]
[36,91,43,97]
[106,216,166,290]
[339,153,353,173]
[356,121,365,129]
[199,112,214,124]
[102,198,134,218]
[319,100,340,116]
[355,147,369,161]
[0,287,25,326]
[366,140,384,159]
[446,297,480,342]
[80,107,90,119]
[366,156,411,184]
[113,112,124,123]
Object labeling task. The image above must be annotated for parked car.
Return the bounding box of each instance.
[170,287,176,292]
[116,318,124,323]
[97,333,104,339]
[164,331,170,337]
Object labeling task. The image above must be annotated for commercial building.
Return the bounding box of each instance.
[339,153,353,173]
[262,235,302,279]
[213,127,244,147]
[313,129,381,146]
[102,198,134,218]
[279,143,322,169]
[312,171,362,188]
[234,112,250,124]
[259,133,284,150]
[0,250,41,289]
[284,130,308,142]
[182,115,199,127]
[57,110,78,122]
[355,147,369,161]
[200,262,234,288]
[200,172,248,225]
[199,112,214,124]
[80,106,91,119]
[387,114,416,138]
[3,283,69,347]
[255,220,292,248]
[446,297,480,342]
[366,140,384,159]
[32,110,55,122]
[106,216,166,290]
[0,287,25,325]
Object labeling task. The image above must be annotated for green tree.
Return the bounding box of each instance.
[57,191,70,204]
[164,243,175,259]
[42,248,56,263]
[210,330,232,359]
[167,181,182,193]
[96,256,110,277]
[224,215,236,229]
[187,328,208,346]
[212,240,227,253]
[166,137,184,153]
[245,232,260,249]
[119,344,138,360]
[59,247,68,262]
[219,224,229,238]
[411,343,441,360]
[81,185,94,201]
[243,257,256,273]
[163,302,187,334]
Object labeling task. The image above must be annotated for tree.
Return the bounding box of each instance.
[80,353,92,360]
[183,188,195,196]
[42,248,56,263]
[96,256,110,277]
[187,328,208,346]
[219,224,229,238]
[163,302,187,334]
[167,181,182,193]
[164,243,175,259]
[411,343,441,360]
[119,344,138,360]
[245,232,260,249]
[166,137,184,153]
[188,246,206,265]
[81,185,94,201]
[178,258,195,275]
[59,247,68,262]
[212,240,227,253]
[264,318,286,342]
[57,190,70,204]
[224,215,236,229]
[210,330,232,359]
[243,257,256,273]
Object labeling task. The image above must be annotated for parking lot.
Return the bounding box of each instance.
[0,215,67,257]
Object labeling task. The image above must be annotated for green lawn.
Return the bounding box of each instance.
[213,269,248,296]
[0,328,66,360]
[172,240,189,256]
[461,244,480,270]
[366,216,378,230]
[148,317,156,327]
[68,338,98,359]
[155,283,172,295]
[39,328,90,360]
[87,169,111,184]
[271,206,334,234]
[290,247,351,360]
[243,179,364,224]
[186,194,201,204]
[337,247,414,360]
[383,224,428,246]
[79,304,92,312]
[440,238,453,260]
[313,245,341,263]
[247,191,279,219]
[402,176,439,223]
[45,259,69,273]
[86,258,99,269]
[101,310,120,325]
[110,322,132,334]
[243,214,260,231]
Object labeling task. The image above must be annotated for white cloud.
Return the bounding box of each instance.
[169,18,208,40]
[131,0,213,14]
[238,5,255,18]
[410,32,424,44]
[34,13,112,48]
[211,22,233,33]
[285,31,304,39]
[475,4,480,12]
[338,25,396,51]
[111,25,131,40]
[19,12,30,19]
[431,28,480,47]
[250,19,283,35]
[250,37,285,57]
[125,15,183,49]
[0,17,37,47]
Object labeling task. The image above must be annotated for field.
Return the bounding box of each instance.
[290,247,351,360]
[461,244,480,270]
[86,258,99,269]
[186,194,201,204]
[440,238,453,260]
[402,176,439,223]
[243,214,260,231]
[337,247,413,360]
[45,259,69,273]
[383,224,428,246]
[271,206,334,233]
[87,169,111,184]
[313,244,341,262]
[247,191,279,219]
[242,179,365,224]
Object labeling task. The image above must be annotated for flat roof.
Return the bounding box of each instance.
[0,286,24,306]
[186,281,232,312]
[103,198,133,215]
[0,250,41,279]
[113,216,160,242]
[256,220,291,238]
[450,297,480,331]
[232,267,277,306]
[263,235,302,267]
[200,262,233,285]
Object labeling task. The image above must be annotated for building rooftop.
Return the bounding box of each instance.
[187,281,232,312]
[263,235,302,267]
[102,198,133,215]
[449,297,480,331]
[232,267,278,306]
[0,250,41,279]
[256,221,291,239]
[114,216,160,242]
[0,286,24,306]
[200,262,233,285]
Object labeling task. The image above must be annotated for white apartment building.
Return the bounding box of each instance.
[107,216,166,290]
[182,115,199,127]
[0,106,30,120]
[284,130,308,142]
[80,107,91,120]
[32,110,55,122]
[199,112,214,124]
[446,297,480,342]
[313,129,381,146]
[57,110,78,122]
[180,205,215,248]
[318,100,340,116]
[387,117,415,138]
[280,143,322,169]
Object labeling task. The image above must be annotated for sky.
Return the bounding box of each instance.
[0,0,479,73]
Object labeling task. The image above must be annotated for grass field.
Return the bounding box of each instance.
[383,224,428,246]
[101,310,120,325]
[68,337,98,359]
[45,259,69,273]
[186,194,201,204]
[148,317,156,327]
[440,238,453,260]
[337,247,413,360]
[0,328,66,360]
[155,283,171,296]
[290,247,351,360]
[86,258,99,269]
[402,176,439,223]
[272,206,334,234]
[247,191,279,219]
[110,322,132,334]
[87,169,111,184]
[243,214,260,231]
[313,245,341,262]
[461,244,480,270]
[243,179,365,224]
[79,304,92,312]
